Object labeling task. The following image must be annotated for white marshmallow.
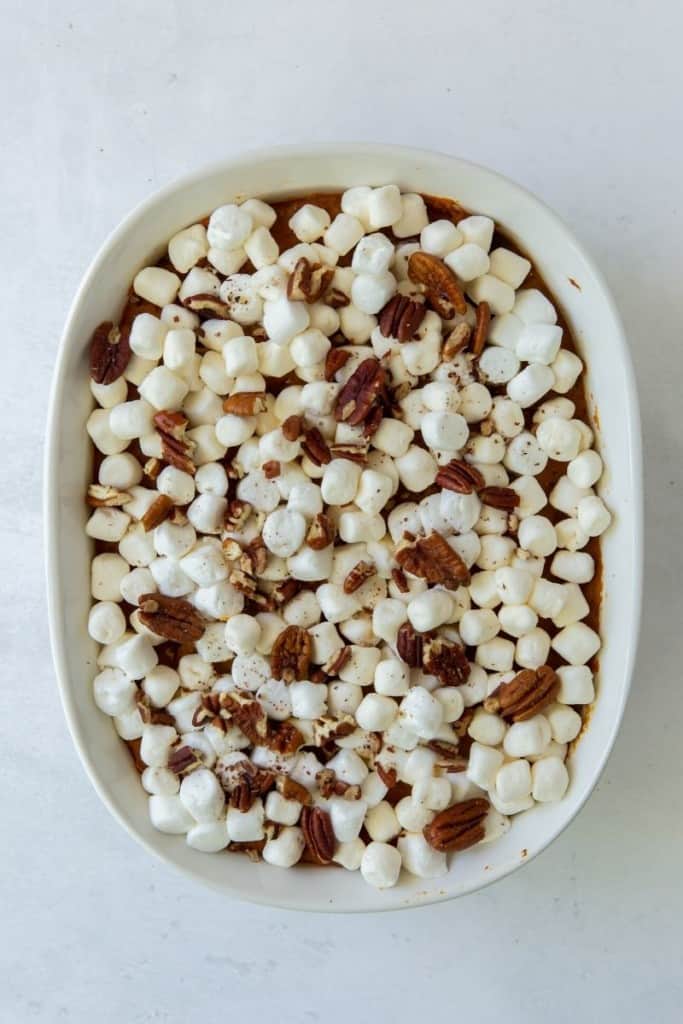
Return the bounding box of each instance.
[546,703,583,743]
[420,219,463,256]
[351,271,396,315]
[459,608,500,646]
[207,204,252,250]
[86,508,130,543]
[421,411,469,452]
[321,459,362,505]
[355,693,398,732]
[552,583,590,628]
[518,515,557,557]
[551,622,600,666]
[467,742,504,789]
[352,232,394,275]
[489,247,531,288]
[513,289,557,325]
[139,366,188,411]
[557,665,595,705]
[568,449,603,489]
[551,550,595,584]
[459,215,495,251]
[86,409,128,455]
[263,827,305,868]
[577,496,612,537]
[265,791,302,827]
[142,766,180,796]
[475,535,516,571]
[498,604,538,638]
[395,446,438,492]
[226,799,265,842]
[88,601,126,645]
[91,553,129,602]
[143,666,180,707]
[262,508,307,558]
[528,578,568,620]
[140,724,177,768]
[445,243,490,282]
[263,296,310,347]
[468,709,506,746]
[531,756,569,802]
[407,590,452,633]
[475,636,515,672]
[467,275,515,315]
[536,416,582,462]
[360,841,402,889]
[287,544,334,582]
[367,185,402,229]
[503,714,551,758]
[516,323,563,365]
[495,759,532,802]
[93,667,137,716]
[149,794,194,834]
[134,267,180,307]
[504,432,548,476]
[551,349,583,393]
[289,204,331,242]
[400,686,443,740]
[392,193,429,238]
[549,475,594,516]
[477,346,520,385]
[507,363,555,408]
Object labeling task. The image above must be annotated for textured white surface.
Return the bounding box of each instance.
[2,0,681,1020]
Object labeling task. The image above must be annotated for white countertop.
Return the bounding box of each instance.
[3,0,681,1020]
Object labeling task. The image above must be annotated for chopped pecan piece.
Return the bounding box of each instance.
[376,764,397,789]
[141,493,174,532]
[224,499,252,531]
[423,798,489,852]
[436,458,485,494]
[219,691,269,743]
[325,287,350,309]
[266,720,304,755]
[395,531,470,588]
[378,294,426,341]
[328,442,368,464]
[230,782,253,812]
[281,414,303,441]
[240,535,268,575]
[143,457,163,482]
[396,622,425,667]
[287,257,335,303]
[182,293,231,318]
[407,251,467,318]
[276,775,312,805]
[322,647,351,676]
[89,321,131,385]
[300,805,335,864]
[138,593,205,643]
[306,512,335,550]
[316,768,361,799]
[343,560,376,594]
[479,486,520,510]
[222,391,269,416]
[153,410,196,476]
[443,322,472,360]
[272,578,302,605]
[301,427,331,466]
[86,484,131,507]
[271,625,312,682]
[324,347,351,381]
[472,301,490,356]
[229,569,257,598]
[334,358,386,428]
[391,567,409,593]
[484,666,559,721]
[423,636,470,686]
[168,745,202,775]
[260,460,279,479]
[312,714,355,746]
[426,740,468,772]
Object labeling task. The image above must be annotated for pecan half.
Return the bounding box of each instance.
[271,626,311,682]
[407,251,467,318]
[484,666,559,722]
[287,258,335,303]
[324,347,351,381]
[334,358,386,427]
[436,458,485,494]
[141,493,174,532]
[343,560,376,594]
[86,484,131,507]
[396,622,425,667]
[395,531,470,588]
[89,321,131,385]
[153,410,195,476]
[307,512,335,550]
[423,636,470,686]
[183,293,231,319]
[222,392,269,416]
[276,775,312,805]
[472,301,490,357]
[300,806,335,864]
[138,593,205,643]
[423,798,489,852]
[301,427,331,466]
[443,322,472,360]
[281,414,303,441]
[479,486,520,510]
[378,294,426,341]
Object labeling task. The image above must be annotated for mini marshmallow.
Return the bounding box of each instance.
[224,614,261,657]
[507,364,555,408]
[86,509,130,543]
[186,820,229,853]
[91,553,129,602]
[549,475,594,516]
[288,544,334,582]
[186,494,228,536]
[458,383,493,424]
[328,682,363,717]
[321,460,362,505]
[199,351,232,395]
[489,313,523,351]
[475,535,516,571]
[360,842,402,889]
[88,602,126,645]
[528,578,567,620]
[504,432,548,476]
[531,756,569,802]
[459,609,500,646]
[374,657,410,697]
[256,678,292,720]
[536,416,582,462]
[459,215,495,251]
[143,666,180,707]
[513,288,557,325]
[557,665,595,705]
[551,622,600,666]
[477,346,520,385]
[91,376,128,411]
[231,652,271,691]
[395,446,438,492]
[140,723,178,768]
[365,801,400,843]
[226,799,265,842]
[394,795,433,832]
[283,590,321,628]
[498,604,538,638]
[568,449,603,489]
[392,193,428,238]
[149,794,195,834]
[503,714,551,758]
[546,703,583,743]
[475,636,515,672]
[510,475,547,518]
[98,453,143,490]
[467,742,504,789]
[207,204,252,250]
[236,470,280,512]
[468,571,502,610]
[421,411,469,452]
[518,515,557,557]
[489,247,531,288]
[445,243,490,282]
[577,496,612,537]
[86,409,129,455]
[516,323,563,365]
[407,590,452,633]
[263,827,305,868]
[134,267,180,306]
[138,366,189,411]
[316,584,360,624]
[351,271,396,315]
[119,524,157,568]
[324,212,365,255]
[551,550,595,584]
[329,796,368,843]
[355,693,398,732]
[289,680,328,719]
[467,275,515,315]
[398,833,448,879]
[142,767,180,796]
[400,686,443,740]
[130,313,169,360]
[495,759,532,803]
[551,349,583,393]
[262,508,307,558]
[289,203,331,242]
[265,791,302,827]
[420,219,463,256]
[495,567,534,606]
[553,583,590,628]
[93,667,137,717]
[339,305,377,344]
[193,580,244,620]
[114,706,145,741]
[352,232,394,275]
[263,296,310,347]
[468,709,507,746]
[156,466,195,506]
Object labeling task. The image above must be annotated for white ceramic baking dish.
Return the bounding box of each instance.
[45,144,642,912]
